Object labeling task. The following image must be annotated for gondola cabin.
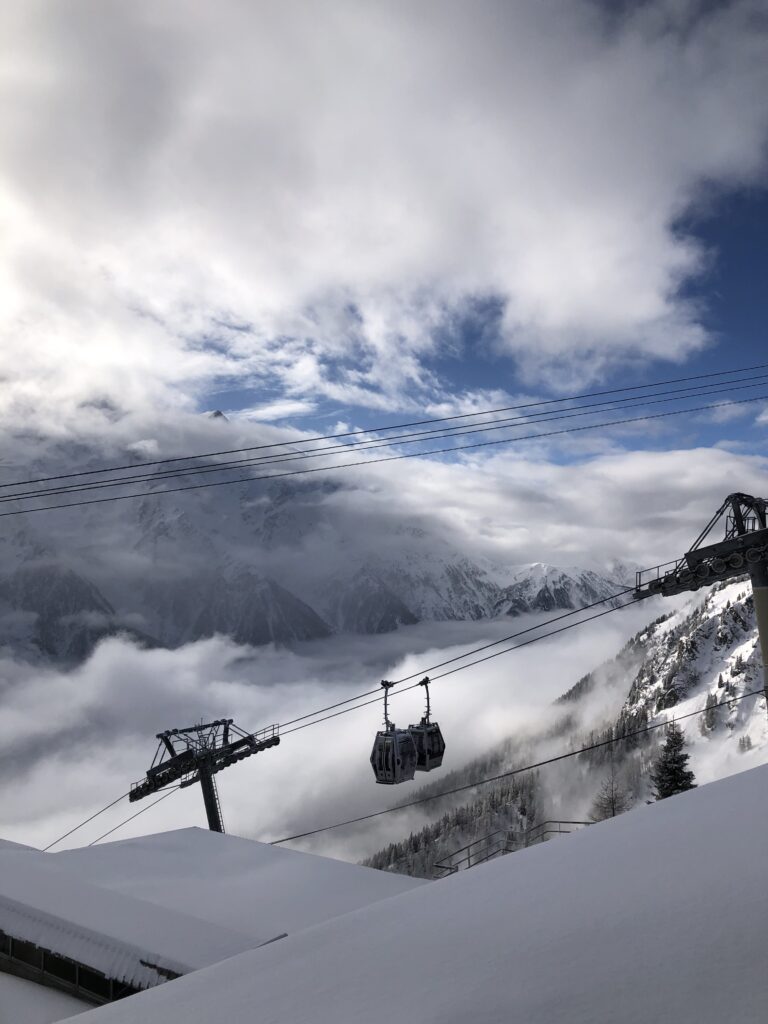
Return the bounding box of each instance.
[370,724,418,784]
[408,718,445,771]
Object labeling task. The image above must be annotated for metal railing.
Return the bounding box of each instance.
[432,820,591,878]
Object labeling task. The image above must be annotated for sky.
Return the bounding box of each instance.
[1,0,767,447]
[1,0,768,853]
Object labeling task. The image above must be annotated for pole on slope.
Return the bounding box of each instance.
[198,763,224,833]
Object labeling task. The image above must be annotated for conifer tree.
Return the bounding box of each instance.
[650,722,696,800]
[702,692,719,732]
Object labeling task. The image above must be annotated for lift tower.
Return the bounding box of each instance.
[634,493,768,707]
[129,719,279,832]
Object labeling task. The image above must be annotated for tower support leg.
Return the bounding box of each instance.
[750,560,768,715]
[198,765,224,833]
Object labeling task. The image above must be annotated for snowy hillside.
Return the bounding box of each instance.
[64,764,768,1023]
[365,578,767,877]
[609,578,767,781]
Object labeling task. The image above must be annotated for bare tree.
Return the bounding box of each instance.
[590,757,630,822]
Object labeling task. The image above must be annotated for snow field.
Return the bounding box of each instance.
[65,763,768,1024]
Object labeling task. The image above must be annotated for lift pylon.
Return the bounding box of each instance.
[634,492,768,709]
[129,718,280,832]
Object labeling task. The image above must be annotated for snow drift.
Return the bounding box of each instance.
[65,762,768,1023]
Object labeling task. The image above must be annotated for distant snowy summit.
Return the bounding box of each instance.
[0,467,626,662]
[492,562,623,617]
[0,553,623,664]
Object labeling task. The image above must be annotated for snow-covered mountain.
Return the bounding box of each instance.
[0,465,623,661]
[0,563,156,662]
[365,577,766,877]
[493,562,623,617]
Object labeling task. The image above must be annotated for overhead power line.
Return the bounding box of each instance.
[47,681,764,850]
[280,596,636,736]
[4,375,766,506]
[3,392,767,519]
[5,359,768,491]
[42,791,130,851]
[270,687,764,845]
[87,787,179,847]
[40,590,635,851]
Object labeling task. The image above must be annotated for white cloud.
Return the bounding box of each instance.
[232,399,319,422]
[355,441,768,570]
[2,418,767,856]
[1,0,767,427]
[0,603,655,858]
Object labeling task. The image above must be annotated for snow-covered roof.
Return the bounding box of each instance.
[53,827,425,941]
[69,763,768,1023]
[0,847,259,990]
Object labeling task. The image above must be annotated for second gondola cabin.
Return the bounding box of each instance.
[408,676,445,771]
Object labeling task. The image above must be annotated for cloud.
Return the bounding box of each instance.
[1,0,767,428]
[350,441,768,571]
[5,414,768,582]
[0,600,657,858]
[2,417,767,857]
[232,399,319,422]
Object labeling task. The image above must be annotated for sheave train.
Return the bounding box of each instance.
[370,676,446,784]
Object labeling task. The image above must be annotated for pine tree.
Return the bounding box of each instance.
[702,692,719,732]
[650,722,696,800]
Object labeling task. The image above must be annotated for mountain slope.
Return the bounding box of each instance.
[0,564,156,662]
[365,578,766,877]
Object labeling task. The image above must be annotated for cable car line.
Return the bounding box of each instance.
[4,375,766,506]
[270,687,764,844]
[45,679,760,852]
[87,787,180,847]
[279,598,638,738]
[5,360,767,491]
[42,791,131,851]
[39,592,635,850]
[3,393,767,519]
[278,588,635,732]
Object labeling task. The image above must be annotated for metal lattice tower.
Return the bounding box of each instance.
[129,719,280,832]
[634,492,768,710]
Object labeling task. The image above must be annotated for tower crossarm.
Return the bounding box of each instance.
[634,493,768,601]
[129,720,280,820]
